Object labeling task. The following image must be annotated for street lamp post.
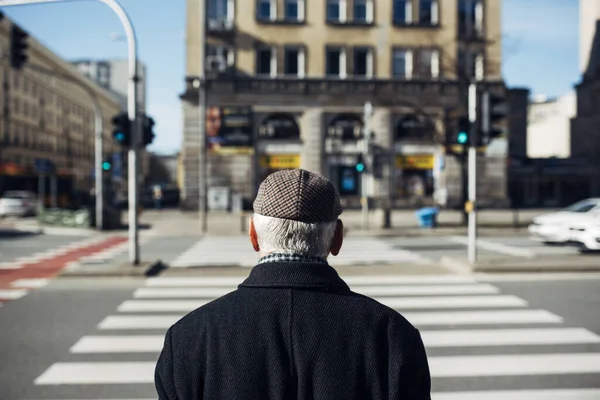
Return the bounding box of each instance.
[0,0,142,265]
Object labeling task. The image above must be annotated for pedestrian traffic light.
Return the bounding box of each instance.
[448,116,470,146]
[142,115,156,147]
[112,112,131,147]
[355,154,366,173]
[9,24,29,70]
[102,157,112,171]
[484,91,508,141]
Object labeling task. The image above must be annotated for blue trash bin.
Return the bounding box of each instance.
[415,207,439,228]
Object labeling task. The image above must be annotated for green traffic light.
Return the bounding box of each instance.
[102,161,111,171]
[356,163,365,172]
[457,132,468,144]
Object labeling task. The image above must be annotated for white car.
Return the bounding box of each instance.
[0,191,38,218]
[528,198,600,244]
[567,220,600,252]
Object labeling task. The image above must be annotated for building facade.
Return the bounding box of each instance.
[71,58,150,187]
[0,17,122,202]
[180,0,505,210]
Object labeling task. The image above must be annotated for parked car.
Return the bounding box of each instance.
[528,198,600,244]
[0,190,38,218]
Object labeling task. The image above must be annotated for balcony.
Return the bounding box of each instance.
[207,19,234,36]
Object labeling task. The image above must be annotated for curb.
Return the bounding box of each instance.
[60,259,168,277]
[439,255,600,273]
[14,223,99,236]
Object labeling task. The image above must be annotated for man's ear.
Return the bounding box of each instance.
[330,219,344,256]
[249,217,260,252]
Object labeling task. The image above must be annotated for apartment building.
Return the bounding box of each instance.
[0,17,122,197]
[180,0,504,209]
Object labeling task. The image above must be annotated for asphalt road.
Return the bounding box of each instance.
[0,272,599,399]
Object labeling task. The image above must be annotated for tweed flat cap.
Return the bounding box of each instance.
[254,169,343,223]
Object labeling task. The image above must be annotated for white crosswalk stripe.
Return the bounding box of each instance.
[32,274,600,399]
[170,236,432,268]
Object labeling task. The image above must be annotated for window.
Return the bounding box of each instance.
[208,0,228,20]
[256,47,276,77]
[392,49,413,79]
[207,45,234,72]
[353,47,373,78]
[419,0,438,25]
[354,0,373,23]
[459,0,483,37]
[257,0,275,21]
[458,48,484,80]
[326,47,346,78]
[284,47,305,77]
[393,0,412,24]
[327,0,346,22]
[285,0,304,21]
[417,49,439,78]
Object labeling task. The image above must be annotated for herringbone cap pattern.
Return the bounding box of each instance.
[254,169,343,223]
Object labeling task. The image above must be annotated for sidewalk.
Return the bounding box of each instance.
[135,208,549,237]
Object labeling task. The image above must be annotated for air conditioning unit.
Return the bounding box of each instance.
[206,56,227,72]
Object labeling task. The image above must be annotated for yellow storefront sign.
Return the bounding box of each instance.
[260,154,301,169]
[396,154,434,170]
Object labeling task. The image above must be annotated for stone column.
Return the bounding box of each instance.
[372,108,393,228]
[300,108,325,175]
[180,100,201,209]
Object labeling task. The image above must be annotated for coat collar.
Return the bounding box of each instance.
[239,261,351,292]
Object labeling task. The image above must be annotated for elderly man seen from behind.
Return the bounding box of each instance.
[155,168,431,400]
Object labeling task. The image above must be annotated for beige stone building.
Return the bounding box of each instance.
[180,0,505,210]
[0,17,122,203]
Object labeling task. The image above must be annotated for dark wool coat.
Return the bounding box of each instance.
[155,261,431,400]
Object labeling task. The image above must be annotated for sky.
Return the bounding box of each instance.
[1,0,580,155]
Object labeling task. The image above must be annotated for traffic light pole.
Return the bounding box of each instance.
[198,0,208,234]
[1,0,141,264]
[361,102,373,229]
[467,83,478,264]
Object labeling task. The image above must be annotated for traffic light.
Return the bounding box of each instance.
[355,154,366,173]
[142,115,156,147]
[483,91,508,142]
[102,157,112,172]
[9,24,29,70]
[447,116,470,146]
[112,112,131,147]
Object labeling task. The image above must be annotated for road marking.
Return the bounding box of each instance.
[374,295,528,310]
[421,327,600,347]
[98,315,183,330]
[476,272,600,282]
[0,262,23,270]
[432,389,600,400]
[403,309,564,326]
[0,289,28,300]
[133,283,500,299]
[11,278,50,288]
[117,295,527,313]
[429,353,600,377]
[98,309,564,331]
[34,362,156,385]
[70,336,164,353]
[144,275,478,287]
[448,236,536,258]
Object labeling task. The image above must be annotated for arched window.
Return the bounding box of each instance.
[395,114,427,140]
[258,113,300,140]
[327,114,363,141]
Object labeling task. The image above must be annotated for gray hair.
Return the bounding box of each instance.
[252,213,338,258]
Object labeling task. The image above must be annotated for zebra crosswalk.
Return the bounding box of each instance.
[31,274,600,399]
[170,236,432,268]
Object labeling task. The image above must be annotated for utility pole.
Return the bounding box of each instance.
[467,83,478,264]
[361,101,373,229]
[198,0,208,234]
